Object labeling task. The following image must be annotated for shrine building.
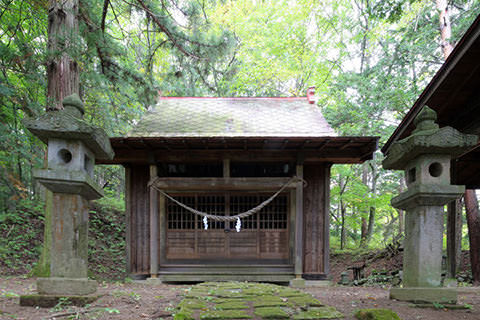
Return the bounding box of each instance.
[100,92,378,282]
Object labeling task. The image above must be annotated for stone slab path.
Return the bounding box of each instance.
[173,282,343,319]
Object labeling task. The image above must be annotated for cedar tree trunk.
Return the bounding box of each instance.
[33,0,80,277]
[465,190,480,285]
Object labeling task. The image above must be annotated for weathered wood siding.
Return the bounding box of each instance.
[302,163,331,279]
[127,165,150,275]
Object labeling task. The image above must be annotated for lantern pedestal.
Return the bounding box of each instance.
[383,106,477,304]
[20,94,113,306]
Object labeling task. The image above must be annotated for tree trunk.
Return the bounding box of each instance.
[435,0,454,60]
[340,199,346,250]
[360,164,368,245]
[366,155,377,244]
[464,190,480,286]
[47,0,80,110]
[33,0,80,277]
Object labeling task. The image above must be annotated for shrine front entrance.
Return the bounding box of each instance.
[164,192,291,264]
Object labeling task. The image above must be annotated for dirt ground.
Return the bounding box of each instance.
[1,277,479,320]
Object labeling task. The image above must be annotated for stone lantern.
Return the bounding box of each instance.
[383,106,477,303]
[23,94,114,297]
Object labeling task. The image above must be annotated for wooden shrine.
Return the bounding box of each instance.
[100,95,378,282]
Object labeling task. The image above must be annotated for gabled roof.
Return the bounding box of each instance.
[128,97,336,138]
[103,97,379,165]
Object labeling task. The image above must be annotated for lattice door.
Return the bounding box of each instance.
[165,192,289,261]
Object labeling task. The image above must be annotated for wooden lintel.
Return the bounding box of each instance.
[151,177,298,191]
[98,148,373,165]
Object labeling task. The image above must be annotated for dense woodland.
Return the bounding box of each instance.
[1,0,480,281]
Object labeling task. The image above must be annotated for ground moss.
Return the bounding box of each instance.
[276,288,306,297]
[288,295,324,308]
[178,298,207,310]
[242,287,274,296]
[354,308,400,320]
[174,308,195,320]
[213,289,250,298]
[215,301,248,310]
[199,309,252,319]
[293,306,343,319]
[253,295,289,307]
[254,306,290,319]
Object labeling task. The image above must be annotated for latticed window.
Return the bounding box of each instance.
[166,193,288,231]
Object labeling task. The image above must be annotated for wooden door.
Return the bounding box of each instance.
[165,192,289,262]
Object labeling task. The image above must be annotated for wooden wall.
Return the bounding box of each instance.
[126,164,150,275]
[125,161,332,279]
[302,163,331,279]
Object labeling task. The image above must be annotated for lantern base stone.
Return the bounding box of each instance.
[37,277,97,296]
[390,287,457,304]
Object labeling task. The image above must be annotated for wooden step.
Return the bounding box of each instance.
[157,265,294,282]
[158,273,294,283]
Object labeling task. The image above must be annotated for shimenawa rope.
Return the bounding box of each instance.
[148,176,303,223]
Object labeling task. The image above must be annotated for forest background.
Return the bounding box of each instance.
[1,0,479,277]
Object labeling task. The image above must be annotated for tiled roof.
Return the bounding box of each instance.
[128,97,336,138]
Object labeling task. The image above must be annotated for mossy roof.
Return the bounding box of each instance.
[127,97,336,138]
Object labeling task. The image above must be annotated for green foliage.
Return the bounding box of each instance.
[88,200,126,281]
[0,199,44,275]
[2,0,480,269]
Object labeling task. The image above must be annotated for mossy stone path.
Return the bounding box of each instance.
[174,282,343,320]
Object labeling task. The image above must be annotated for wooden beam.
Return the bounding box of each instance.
[294,162,304,278]
[151,177,298,191]
[149,165,159,278]
[100,148,375,164]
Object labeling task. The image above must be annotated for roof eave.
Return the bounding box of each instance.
[382,14,480,155]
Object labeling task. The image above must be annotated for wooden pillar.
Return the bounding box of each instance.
[223,158,230,253]
[295,159,304,278]
[125,165,132,274]
[159,193,166,266]
[149,165,159,278]
[323,164,332,276]
[223,158,230,178]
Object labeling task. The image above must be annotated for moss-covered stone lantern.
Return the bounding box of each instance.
[23,94,114,297]
[383,106,477,303]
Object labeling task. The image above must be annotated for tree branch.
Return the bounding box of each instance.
[101,0,109,33]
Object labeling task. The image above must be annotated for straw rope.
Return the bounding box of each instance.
[148,176,303,222]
